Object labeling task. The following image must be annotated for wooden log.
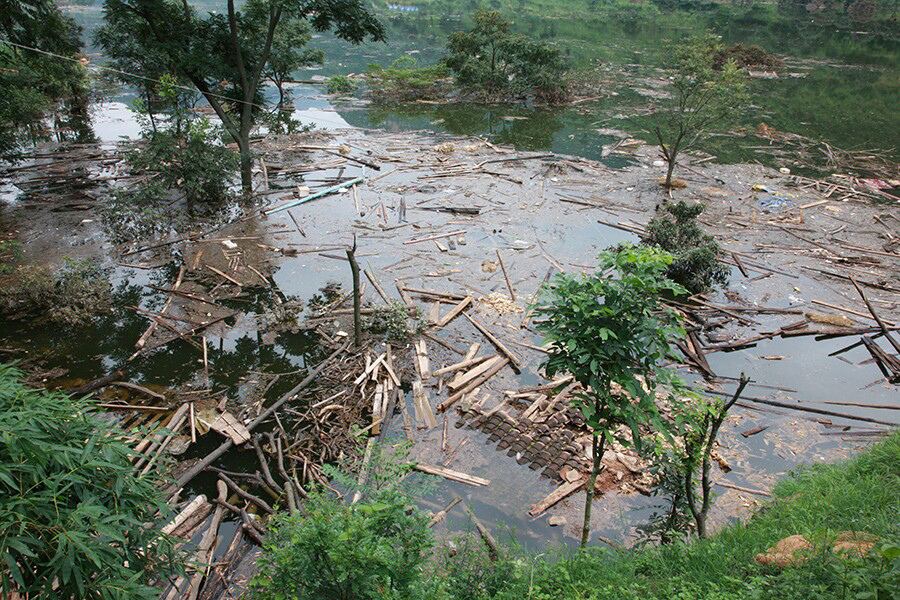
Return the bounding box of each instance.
[432,355,490,378]
[449,356,502,391]
[714,481,771,497]
[415,463,490,486]
[404,287,467,301]
[162,495,210,537]
[108,381,166,402]
[529,477,586,517]
[413,380,438,429]
[439,358,510,413]
[70,369,126,396]
[462,313,521,366]
[423,332,466,355]
[218,473,274,514]
[364,268,390,304]
[462,502,501,559]
[206,265,242,287]
[435,296,473,328]
[403,229,466,245]
[428,495,462,527]
[850,276,900,355]
[495,249,516,301]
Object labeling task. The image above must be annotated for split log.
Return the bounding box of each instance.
[462,313,521,366]
[432,355,490,378]
[439,358,510,413]
[209,412,251,445]
[435,296,473,328]
[413,380,438,429]
[415,463,490,487]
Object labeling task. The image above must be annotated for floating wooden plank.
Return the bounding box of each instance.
[432,355,490,377]
[449,355,502,391]
[439,357,511,413]
[210,412,250,445]
[111,381,166,402]
[462,313,521,366]
[403,229,466,245]
[436,296,473,327]
[206,265,242,287]
[415,463,490,487]
[161,495,209,537]
[413,380,437,429]
[414,339,431,379]
[529,477,585,516]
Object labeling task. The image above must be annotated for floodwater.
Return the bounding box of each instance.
[1,2,897,554]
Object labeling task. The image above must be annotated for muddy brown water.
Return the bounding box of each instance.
[1,127,897,556]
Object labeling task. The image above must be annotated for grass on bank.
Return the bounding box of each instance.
[475,432,900,599]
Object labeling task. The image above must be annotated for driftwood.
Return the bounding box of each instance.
[165,343,347,497]
[70,370,125,396]
[414,463,490,486]
[428,495,462,527]
[462,501,501,559]
[529,476,585,517]
[462,313,521,366]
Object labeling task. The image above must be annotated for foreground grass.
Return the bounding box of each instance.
[453,433,899,599]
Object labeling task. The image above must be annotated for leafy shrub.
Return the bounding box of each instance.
[101,178,174,244]
[326,74,359,95]
[713,44,783,70]
[0,239,21,273]
[643,201,729,293]
[125,75,237,206]
[252,450,435,599]
[0,257,112,326]
[0,364,179,598]
[364,301,422,342]
[366,57,452,102]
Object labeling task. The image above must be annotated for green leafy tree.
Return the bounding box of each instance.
[0,364,179,598]
[445,9,569,103]
[99,0,384,195]
[0,0,89,158]
[654,33,749,188]
[533,244,686,548]
[643,200,729,293]
[252,448,435,599]
[126,75,238,208]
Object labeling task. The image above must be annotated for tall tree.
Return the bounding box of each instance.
[653,33,748,188]
[0,0,88,158]
[99,0,384,195]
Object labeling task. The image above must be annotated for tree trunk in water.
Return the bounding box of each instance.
[665,156,677,189]
[580,432,604,548]
[239,149,253,197]
[346,242,362,348]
